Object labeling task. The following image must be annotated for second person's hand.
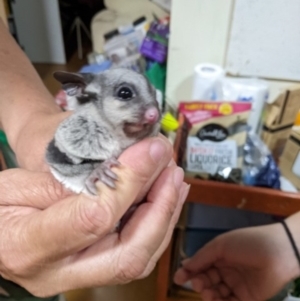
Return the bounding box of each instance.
[174,221,300,301]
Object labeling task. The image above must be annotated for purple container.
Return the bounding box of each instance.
[140,21,169,64]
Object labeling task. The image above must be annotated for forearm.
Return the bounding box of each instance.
[0,20,61,150]
[285,212,300,279]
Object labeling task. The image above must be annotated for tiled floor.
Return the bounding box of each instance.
[33,51,158,301]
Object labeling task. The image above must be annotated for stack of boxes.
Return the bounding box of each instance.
[262,87,300,162]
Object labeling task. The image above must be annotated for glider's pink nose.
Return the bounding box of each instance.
[144,107,159,124]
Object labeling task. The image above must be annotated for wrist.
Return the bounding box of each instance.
[285,212,300,278]
[278,214,300,284]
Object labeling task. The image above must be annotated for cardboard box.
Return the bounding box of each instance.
[261,125,292,163]
[264,87,300,128]
[295,110,300,126]
[279,127,300,190]
[262,87,300,161]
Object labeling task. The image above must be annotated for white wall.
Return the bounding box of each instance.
[12,0,66,64]
[166,0,233,108]
[226,0,300,81]
[166,0,300,108]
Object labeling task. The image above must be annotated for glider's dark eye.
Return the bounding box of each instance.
[117,87,133,100]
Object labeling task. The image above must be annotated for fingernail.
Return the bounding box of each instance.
[149,139,166,162]
[183,280,193,290]
[181,258,191,266]
[179,184,190,204]
[173,167,184,191]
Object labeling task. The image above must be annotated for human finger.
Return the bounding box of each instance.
[207,268,221,285]
[201,289,218,301]
[138,181,190,277]
[49,165,186,291]
[115,165,185,279]
[118,135,173,204]
[190,277,206,293]
[216,283,231,298]
[180,238,223,274]
[1,137,173,269]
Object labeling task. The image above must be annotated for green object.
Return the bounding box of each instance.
[292,278,300,297]
[145,62,167,96]
[0,277,59,301]
[161,112,179,133]
[0,131,17,168]
[0,278,58,301]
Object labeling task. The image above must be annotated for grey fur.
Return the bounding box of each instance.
[46,68,161,195]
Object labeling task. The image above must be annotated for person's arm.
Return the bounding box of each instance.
[0,20,61,146]
[0,19,70,170]
[174,213,300,301]
[0,136,188,297]
[0,19,189,298]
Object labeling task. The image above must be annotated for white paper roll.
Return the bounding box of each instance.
[292,151,300,177]
[192,63,225,101]
[222,77,269,133]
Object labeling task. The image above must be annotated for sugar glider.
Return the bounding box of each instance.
[46,68,161,195]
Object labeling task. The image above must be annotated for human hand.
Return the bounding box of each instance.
[0,136,189,297]
[174,222,300,301]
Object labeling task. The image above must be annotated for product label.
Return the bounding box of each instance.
[178,101,252,125]
[196,123,228,142]
[187,137,237,174]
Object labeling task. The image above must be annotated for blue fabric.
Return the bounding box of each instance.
[252,154,281,189]
[79,61,112,74]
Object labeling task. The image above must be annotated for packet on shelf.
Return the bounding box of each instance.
[178,101,252,177]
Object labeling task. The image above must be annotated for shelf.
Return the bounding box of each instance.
[186,177,300,217]
[155,113,300,301]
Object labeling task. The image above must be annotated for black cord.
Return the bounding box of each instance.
[281,220,300,267]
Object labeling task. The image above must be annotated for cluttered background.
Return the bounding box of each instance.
[1,0,300,301]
